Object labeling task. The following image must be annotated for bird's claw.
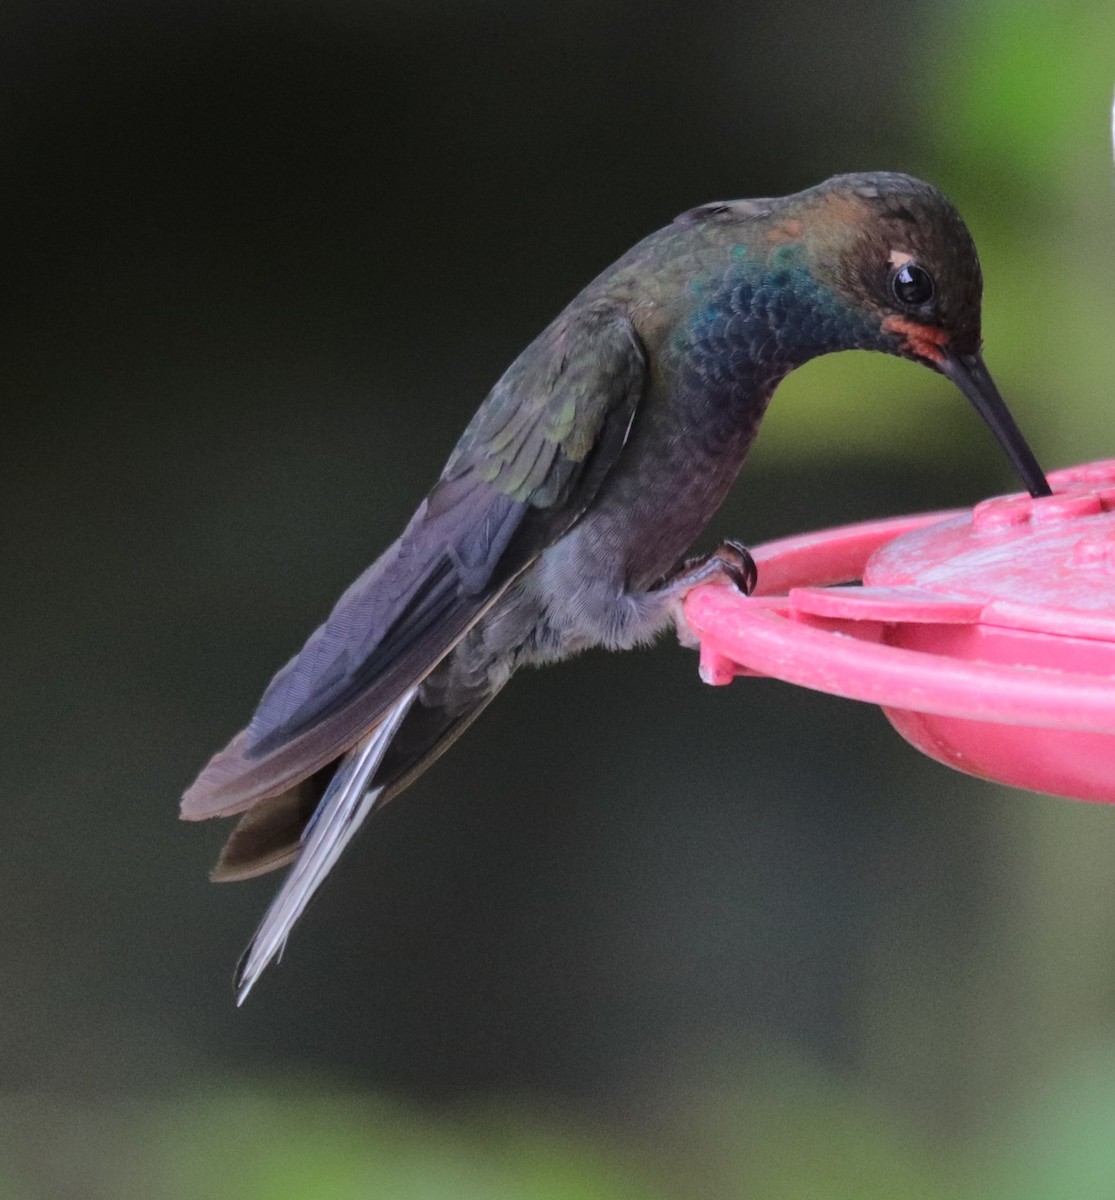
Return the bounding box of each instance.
[661,540,758,647]
[681,540,758,595]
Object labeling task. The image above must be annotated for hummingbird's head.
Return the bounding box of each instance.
[801,171,982,363]
[794,172,1050,497]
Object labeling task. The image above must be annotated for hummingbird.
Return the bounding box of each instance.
[182,171,1050,1002]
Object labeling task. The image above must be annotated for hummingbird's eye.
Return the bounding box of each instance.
[891,262,935,307]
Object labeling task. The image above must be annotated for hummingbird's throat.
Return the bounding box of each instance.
[881,315,950,364]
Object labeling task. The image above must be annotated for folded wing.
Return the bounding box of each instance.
[181,302,647,824]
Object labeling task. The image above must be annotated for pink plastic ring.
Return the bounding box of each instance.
[683,467,1115,802]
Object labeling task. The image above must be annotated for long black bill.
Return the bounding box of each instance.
[940,349,1051,498]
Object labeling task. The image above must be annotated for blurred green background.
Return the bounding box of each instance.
[3,0,1115,1195]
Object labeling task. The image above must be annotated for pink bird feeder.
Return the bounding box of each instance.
[684,460,1115,803]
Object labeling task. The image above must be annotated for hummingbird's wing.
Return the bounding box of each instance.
[182,302,646,822]
[209,675,504,882]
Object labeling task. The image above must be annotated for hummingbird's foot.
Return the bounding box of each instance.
[659,540,757,648]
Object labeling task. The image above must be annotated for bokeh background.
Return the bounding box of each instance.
[3,1,1115,1195]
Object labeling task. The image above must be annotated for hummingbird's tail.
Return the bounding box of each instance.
[218,676,508,1003]
[232,685,419,1004]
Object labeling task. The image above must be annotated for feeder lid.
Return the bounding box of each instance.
[863,460,1115,637]
[780,460,1115,640]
